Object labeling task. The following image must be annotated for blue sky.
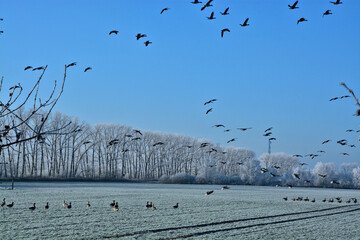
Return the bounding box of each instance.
[0,0,359,167]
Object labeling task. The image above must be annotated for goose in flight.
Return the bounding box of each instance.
[227,138,237,143]
[322,140,331,144]
[263,132,272,137]
[109,30,119,35]
[24,66,33,71]
[136,33,147,40]
[293,154,303,157]
[201,0,213,11]
[264,127,272,132]
[206,108,213,114]
[160,8,169,14]
[204,99,217,105]
[66,62,77,68]
[207,12,216,20]
[206,190,214,195]
[323,10,332,17]
[191,0,202,4]
[330,0,342,5]
[144,40,152,46]
[240,18,249,27]
[297,17,308,24]
[237,127,252,131]
[329,97,338,101]
[134,129,143,135]
[84,67,92,72]
[220,8,229,15]
[221,28,230,38]
[32,66,45,71]
[293,173,300,179]
[213,124,225,128]
[153,142,164,146]
[318,174,327,178]
[288,1,299,9]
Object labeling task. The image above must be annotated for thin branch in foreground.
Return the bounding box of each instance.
[340,82,360,116]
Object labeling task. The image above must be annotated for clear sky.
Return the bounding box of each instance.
[1,0,359,167]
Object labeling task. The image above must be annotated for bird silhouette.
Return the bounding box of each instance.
[66,62,77,68]
[341,152,349,156]
[201,0,213,11]
[206,108,213,114]
[318,174,327,178]
[330,0,342,5]
[237,127,252,131]
[263,132,272,137]
[288,1,299,9]
[109,30,119,35]
[331,180,340,184]
[221,28,230,38]
[110,200,116,207]
[322,140,331,144]
[32,66,44,71]
[240,18,249,27]
[29,203,36,211]
[220,8,229,15]
[144,40,152,46]
[206,190,214,195]
[346,129,354,132]
[160,8,169,14]
[323,10,332,17]
[7,202,14,208]
[264,127,272,132]
[204,99,217,105]
[269,137,276,141]
[207,12,216,20]
[24,66,33,71]
[45,202,49,209]
[84,67,92,72]
[191,0,202,4]
[261,168,268,173]
[136,33,147,40]
[293,154,303,157]
[297,18,308,24]
[340,95,350,99]
[213,124,225,128]
[227,138,237,143]
[329,97,339,101]
[173,203,179,209]
[153,142,164,146]
[134,129,143,135]
[293,173,300,179]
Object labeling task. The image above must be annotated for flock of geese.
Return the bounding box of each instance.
[283,196,357,204]
[0,197,180,212]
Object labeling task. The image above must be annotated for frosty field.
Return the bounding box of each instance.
[0,182,359,240]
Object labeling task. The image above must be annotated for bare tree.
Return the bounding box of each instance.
[0,65,68,178]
